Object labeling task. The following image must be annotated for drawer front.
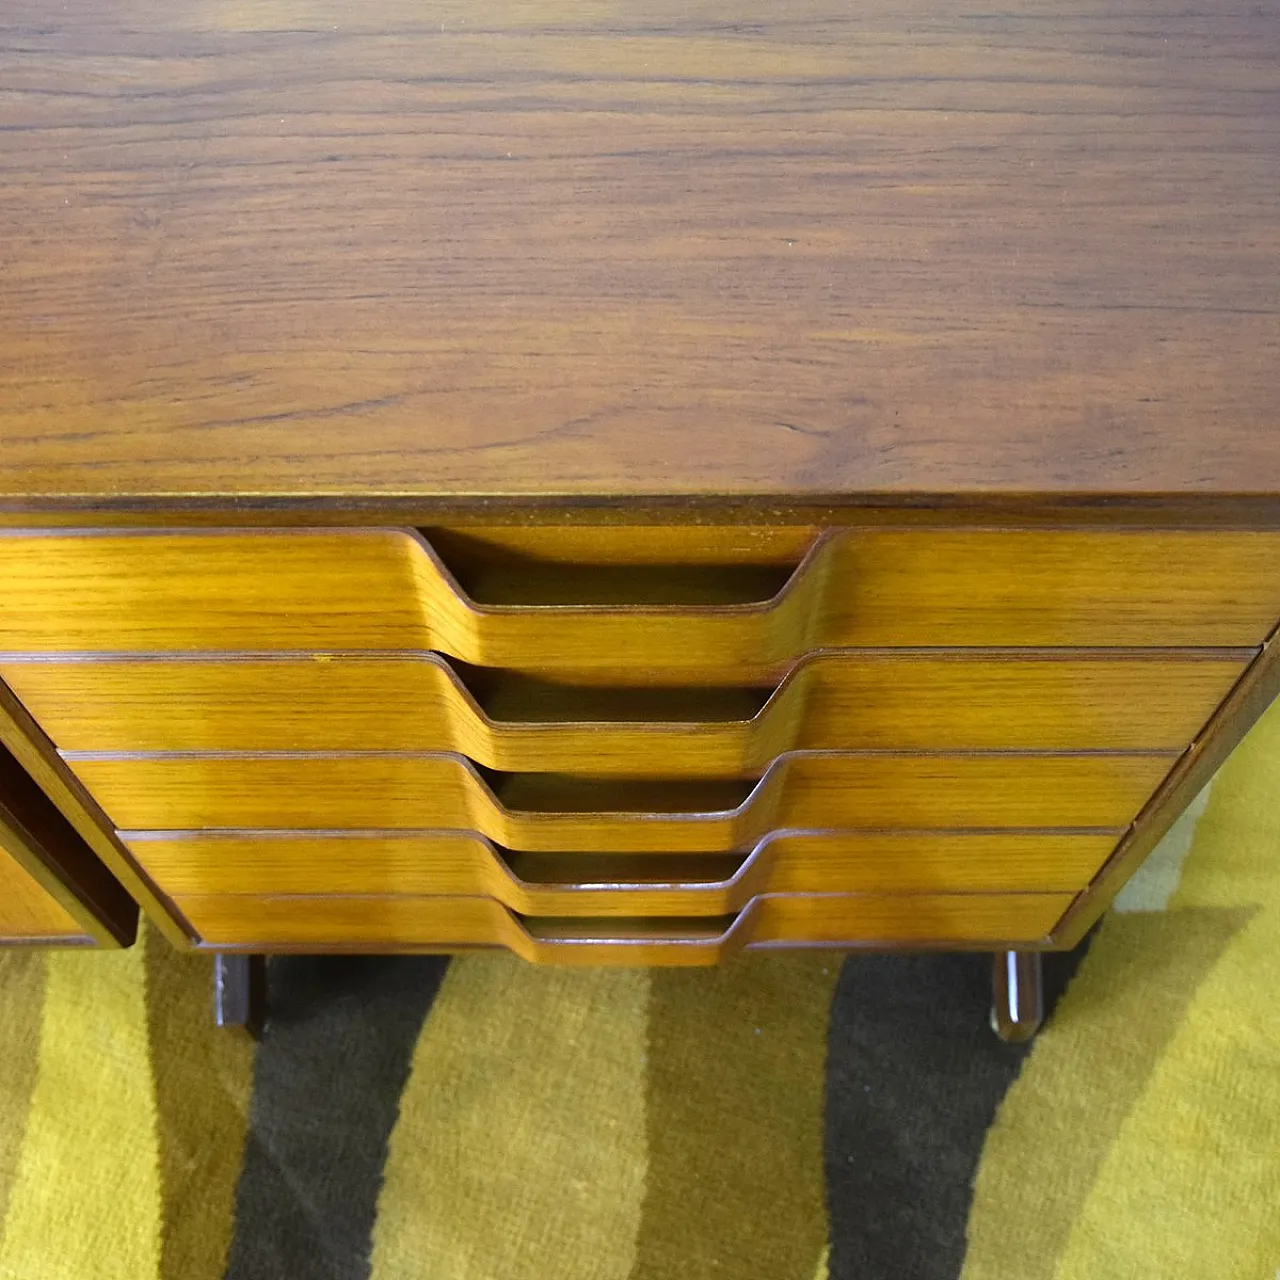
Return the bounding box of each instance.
[3,652,1248,768]
[0,847,82,940]
[122,830,1116,915]
[1,530,1278,682]
[176,891,1076,960]
[69,751,1170,851]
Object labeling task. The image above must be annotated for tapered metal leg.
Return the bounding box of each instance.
[214,954,267,1038]
[990,950,1043,1043]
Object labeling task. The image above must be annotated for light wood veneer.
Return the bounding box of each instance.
[121,830,1118,915]
[0,847,82,940]
[177,891,1077,961]
[0,530,1278,683]
[66,751,1174,853]
[1,651,1247,770]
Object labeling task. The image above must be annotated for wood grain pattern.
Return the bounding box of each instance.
[176,891,1075,960]
[2,531,1279,680]
[426,525,816,570]
[66,751,1174,851]
[0,674,189,946]
[1053,623,1280,947]
[122,829,1116,915]
[0,721,137,946]
[0,845,83,940]
[3,0,1276,962]
[4,501,1280,533]
[2,651,1247,769]
[1,0,1278,503]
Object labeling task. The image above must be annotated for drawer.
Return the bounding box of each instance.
[176,891,1077,961]
[3,651,1248,769]
[121,830,1116,914]
[68,751,1170,851]
[1,529,1278,682]
[0,846,82,940]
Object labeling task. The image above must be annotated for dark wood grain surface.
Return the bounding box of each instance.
[2,0,1277,505]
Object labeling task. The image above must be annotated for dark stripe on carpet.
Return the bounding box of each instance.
[223,955,449,1280]
[824,942,1092,1280]
[631,953,839,1280]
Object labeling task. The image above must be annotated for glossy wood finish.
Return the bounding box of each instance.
[4,502,1280,534]
[178,891,1075,961]
[68,751,1173,852]
[121,830,1118,916]
[2,651,1246,771]
[2,0,1279,505]
[0,847,83,941]
[0,676,187,947]
[2,531,1279,681]
[1052,624,1280,948]
[3,0,1279,964]
[0,723,138,947]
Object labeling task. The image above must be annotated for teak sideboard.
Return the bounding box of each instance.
[2,0,1278,1038]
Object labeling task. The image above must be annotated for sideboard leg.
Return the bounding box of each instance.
[214,953,267,1038]
[990,950,1043,1043]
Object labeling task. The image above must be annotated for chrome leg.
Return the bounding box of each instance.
[214,953,267,1038]
[990,949,1043,1043]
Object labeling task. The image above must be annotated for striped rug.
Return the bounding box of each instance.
[2,698,1278,1279]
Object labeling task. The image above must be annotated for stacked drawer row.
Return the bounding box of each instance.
[1,526,1277,963]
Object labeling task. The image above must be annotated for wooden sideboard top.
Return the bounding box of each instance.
[1,0,1278,511]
